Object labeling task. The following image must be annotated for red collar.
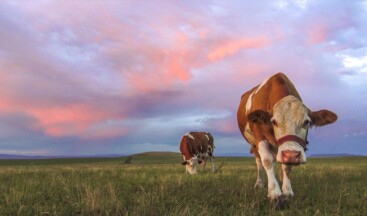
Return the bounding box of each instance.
[276,135,308,151]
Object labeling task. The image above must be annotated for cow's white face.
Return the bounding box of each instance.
[185,156,199,174]
[272,96,310,164]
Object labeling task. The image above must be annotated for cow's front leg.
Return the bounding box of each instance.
[201,158,207,171]
[281,164,294,197]
[258,140,282,201]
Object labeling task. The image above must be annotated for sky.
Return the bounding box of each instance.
[0,0,366,157]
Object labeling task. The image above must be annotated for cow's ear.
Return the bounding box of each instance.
[309,110,337,126]
[247,110,272,124]
[182,161,188,165]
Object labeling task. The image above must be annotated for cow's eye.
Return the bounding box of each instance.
[271,119,278,127]
[303,120,310,128]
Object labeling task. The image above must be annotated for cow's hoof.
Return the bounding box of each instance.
[282,191,294,198]
[270,195,290,210]
[254,182,264,189]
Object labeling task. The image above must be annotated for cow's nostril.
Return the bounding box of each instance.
[282,150,300,158]
[282,150,301,164]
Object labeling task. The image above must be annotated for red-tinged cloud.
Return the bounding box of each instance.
[123,52,192,93]
[307,24,329,45]
[168,55,191,82]
[29,105,110,137]
[208,36,271,61]
[297,2,356,46]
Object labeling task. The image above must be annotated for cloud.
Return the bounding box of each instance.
[207,36,271,61]
[337,53,367,86]
[306,23,330,45]
[0,1,366,156]
[339,54,367,73]
[344,131,366,138]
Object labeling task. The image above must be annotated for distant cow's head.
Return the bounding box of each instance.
[247,95,337,165]
[182,156,202,174]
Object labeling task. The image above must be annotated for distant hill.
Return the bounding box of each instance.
[0,154,51,159]
[216,152,252,157]
[131,151,180,157]
[0,154,126,160]
[125,151,181,164]
[308,153,363,158]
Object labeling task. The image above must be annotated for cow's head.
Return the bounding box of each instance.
[182,156,202,174]
[247,95,337,165]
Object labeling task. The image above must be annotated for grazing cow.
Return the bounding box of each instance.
[180,132,215,174]
[237,73,337,203]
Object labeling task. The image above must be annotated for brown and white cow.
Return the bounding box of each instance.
[237,73,337,202]
[180,132,215,174]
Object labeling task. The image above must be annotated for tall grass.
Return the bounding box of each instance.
[0,156,366,215]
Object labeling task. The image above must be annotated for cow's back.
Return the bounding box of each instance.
[189,132,209,153]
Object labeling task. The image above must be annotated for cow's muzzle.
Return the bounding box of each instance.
[281,150,301,165]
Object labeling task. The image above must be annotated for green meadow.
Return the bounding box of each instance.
[0,152,366,215]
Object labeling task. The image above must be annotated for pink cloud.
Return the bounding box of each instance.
[167,55,191,82]
[0,98,16,113]
[1,2,199,139]
[306,24,329,45]
[300,6,355,46]
[3,100,125,138]
[0,90,131,139]
[0,70,127,139]
[215,118,238,135]
[207,36,271,61]
[123,54,191,93]
[30,105,99,136]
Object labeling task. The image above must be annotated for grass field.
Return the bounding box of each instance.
[0,152,366,215]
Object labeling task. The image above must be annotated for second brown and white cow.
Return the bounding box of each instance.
[237,73,337,203]
[180,132,215,174]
